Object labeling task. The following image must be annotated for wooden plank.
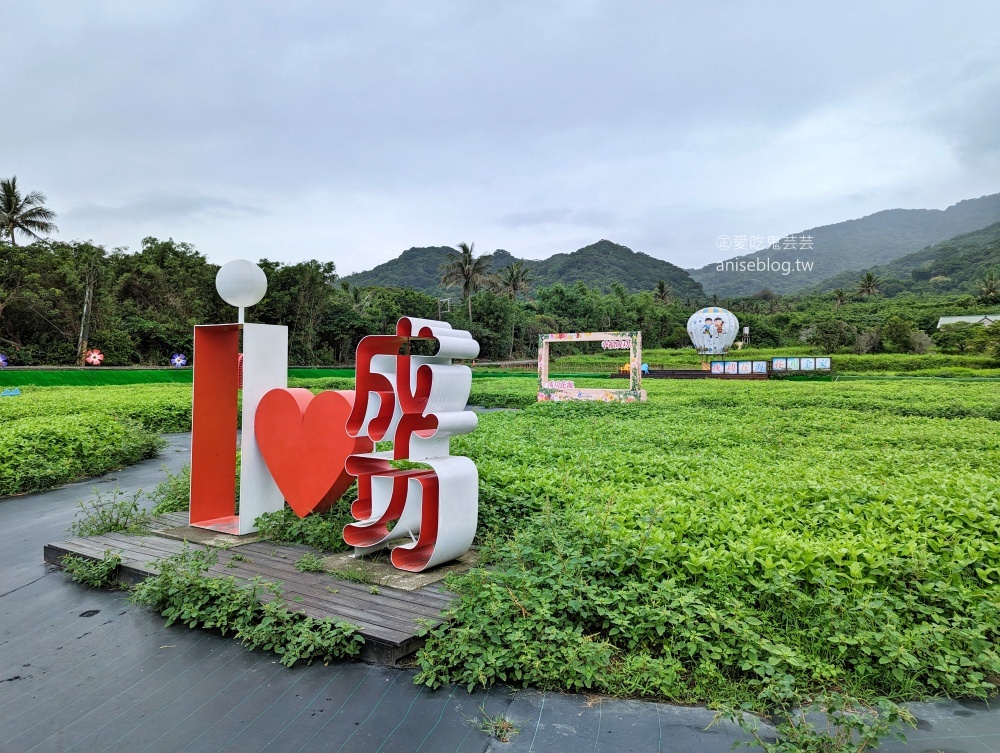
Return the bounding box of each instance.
[215,565,449,622]
[229,546,457,611]
[201,564,420,645]
[45,529,462,664]
[237,541,458,606]
[44,542,158,587]
[150,512,190,529]
[204,563,439,637]
[81,533,202,558]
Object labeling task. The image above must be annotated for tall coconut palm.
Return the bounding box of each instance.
[855,271,882,298]
[490,261,533,301]
[654,280,672,305]
[975,271,999,303]
[489,261,533,358]
[439,242,492,323]
[0,177,58,246]
[832,288,847,309]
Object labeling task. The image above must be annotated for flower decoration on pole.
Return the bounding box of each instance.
[170,353,188,368]
[0,354,8,368]
[84,349,105,366]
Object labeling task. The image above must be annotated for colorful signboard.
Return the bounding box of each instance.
[538,331,647,402]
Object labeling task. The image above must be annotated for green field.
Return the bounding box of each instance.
[417,379,1000,707]
[6,376,1000,713]
[545,347,1000,374]
[0,384,190,495]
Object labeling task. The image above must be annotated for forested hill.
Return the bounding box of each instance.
[689,192,1000,297]
[341,239,704,298]
[809,221,1000,297]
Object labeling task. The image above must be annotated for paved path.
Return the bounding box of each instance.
[0,435,996,752]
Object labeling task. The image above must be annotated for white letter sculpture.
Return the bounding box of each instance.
[343,317,480,571]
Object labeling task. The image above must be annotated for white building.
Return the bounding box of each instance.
[936,314,999,328]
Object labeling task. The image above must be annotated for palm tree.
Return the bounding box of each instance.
[0,177,58,246]
[975,271,1000,304]
[439,242,492,323]
[489,261,533,358]
[855,271,882,298]
[653,280,672,305]
[832,289,847,309]
[349,285,371,314]
[490,261,532,301]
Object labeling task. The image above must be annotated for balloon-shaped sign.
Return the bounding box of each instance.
[216,259,267,323]
[687,307,739,355]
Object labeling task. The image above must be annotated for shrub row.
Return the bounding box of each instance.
[0,414,164,496]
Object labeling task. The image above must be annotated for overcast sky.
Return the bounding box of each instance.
[4,1,999,275]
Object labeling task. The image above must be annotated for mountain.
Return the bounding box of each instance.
[807,221,1000,297]
[689,193,1000,297]
[340,240,705,299]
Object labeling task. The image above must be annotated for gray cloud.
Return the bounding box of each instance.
[65,194,261,223]
[498,208,573,228]
[3,1,999,274]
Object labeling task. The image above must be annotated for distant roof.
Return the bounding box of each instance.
[937,315,999,328]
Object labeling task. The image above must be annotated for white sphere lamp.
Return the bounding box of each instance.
[216,260,268,324]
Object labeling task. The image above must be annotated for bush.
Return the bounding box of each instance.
[68,488,150,537]
[130,547,364,666]
[61,550,122,588]
[254,498,358,553]
[0,414,164,496]
[149,464,191,515]
[420,382,1000,707]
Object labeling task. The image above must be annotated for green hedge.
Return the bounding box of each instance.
[0,367,358,388]
[0,414,164,495]
[833,354,1000,373]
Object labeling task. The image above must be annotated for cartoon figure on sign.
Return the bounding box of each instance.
[687,308,739,356]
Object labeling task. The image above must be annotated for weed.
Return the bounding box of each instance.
[61,550,122,588]
[328,563,378,585]
[149,464,191,515]
[716,692,914,752]
[294,552,326,573]
[130,546,363,666]
[68,487,150,537]
[226,553,252,568]
[477,704,518,743]
[369,585,380,595]
[150,455,240,516]
[254,499,356,553]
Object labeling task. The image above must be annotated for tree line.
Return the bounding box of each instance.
[2,177,998,366]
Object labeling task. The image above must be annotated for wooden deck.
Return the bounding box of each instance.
[44,517,459,664]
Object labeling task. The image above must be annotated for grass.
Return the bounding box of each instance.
[476,704,518,742]
[416,379,1000,711]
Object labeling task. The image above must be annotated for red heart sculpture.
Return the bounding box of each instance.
[255,388,374,517]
